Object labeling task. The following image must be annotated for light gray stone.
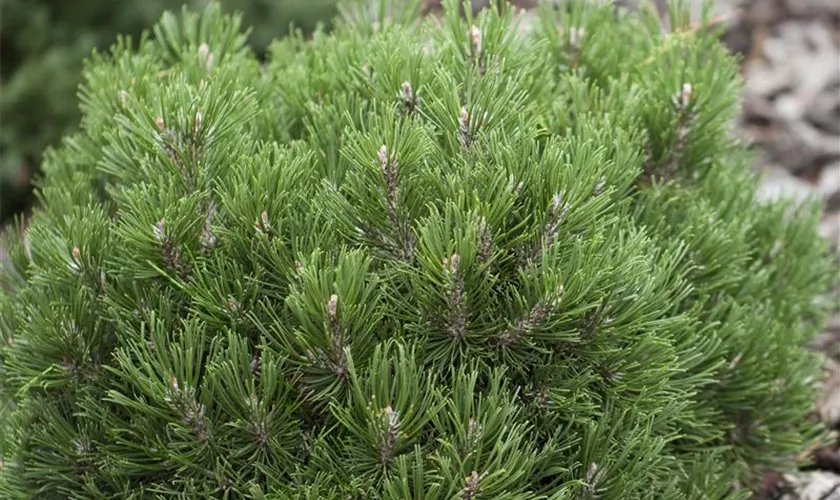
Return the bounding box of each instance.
[819,211,840,250]
[818,162,840,198]
[819,359,840,428]
[756,166,820,204]
[782,471,840,500]
[785,0,840,17]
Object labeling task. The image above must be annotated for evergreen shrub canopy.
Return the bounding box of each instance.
[0,1,836,498]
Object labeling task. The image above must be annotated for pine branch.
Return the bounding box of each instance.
[496,284,564,348]
[467,25,486,76]
[445,252,466,339]
[166,376,210,442]
[642,83,695,182]
[399,81,421,116]
[153,218,191,278]
[307,294,350,383]
[476,217,493,267]
[523,193,569,267]
[379,145,415,261]
[577,462,603,500]
[463,470,484,500]
[377,405,400,466]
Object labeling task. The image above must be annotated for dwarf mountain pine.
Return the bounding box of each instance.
[0,1,836,498]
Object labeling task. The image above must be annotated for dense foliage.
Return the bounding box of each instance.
[0,1,835,498]
[0,0,337,221]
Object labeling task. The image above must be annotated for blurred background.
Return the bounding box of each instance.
[0,0,838,496]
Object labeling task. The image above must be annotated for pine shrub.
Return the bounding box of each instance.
[0,1,836,498]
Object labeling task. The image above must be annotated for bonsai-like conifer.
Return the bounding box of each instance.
[0,1,835,498]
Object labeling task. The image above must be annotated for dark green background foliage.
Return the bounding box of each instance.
[0,1,836,498]
[0,0,337,221]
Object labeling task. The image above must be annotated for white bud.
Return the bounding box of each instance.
[674,83,693,110]
[328,294,338,318]
[594,176,606,196]
[449,252,460,275]
[681,83,693,106]
[551,193,563,211]
[69,245,82,274]
[256,210,270,233]
[383,405,399,427]
[728,353,743,370]
[469,25,482,55]
[154,218,166,243]
[586,462,599,483]
[459,106,470,125]
[769,240,782,260]
[194,110,202,135]
[379,145,389,170]
[570,27,585,49]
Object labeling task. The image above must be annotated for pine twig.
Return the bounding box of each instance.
[445,253,466,339]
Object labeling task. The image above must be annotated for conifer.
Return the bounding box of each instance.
[0,1,836,498]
